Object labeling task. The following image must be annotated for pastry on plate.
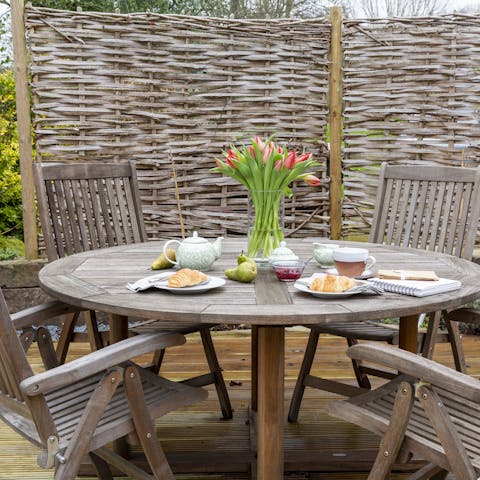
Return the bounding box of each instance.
[167,268,208,288]
[310,274,355,293]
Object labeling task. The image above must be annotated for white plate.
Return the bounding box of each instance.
[325,268,375,280]
[153,275,226,294]
[294,274,360,299]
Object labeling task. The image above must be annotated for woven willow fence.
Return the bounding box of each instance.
[343,15,480,236]
[25,6,331,242]
[19,6,480,253]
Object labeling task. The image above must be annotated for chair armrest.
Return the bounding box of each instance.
[11,301,84,330]
[20,332,185,395]
[347,343,480,402]
[445,308,480,325]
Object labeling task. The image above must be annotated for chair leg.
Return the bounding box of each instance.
[347,337,372,390]
[417,384,477,480]
[151,349,166,375]
[55,368,122,480]
[367,381,414,480]
[124,365,175,480]
[421,311,441,360]
[408,463,448,480]
[37,326,60,369]
[445,319,467,373]
[85,310,104,351]
[56,312,81,364]
[200,329,233,419]
[288,329,320,423]
[20,328,35,352]
[89,452,113,480]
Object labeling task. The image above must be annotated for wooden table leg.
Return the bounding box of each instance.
[251,325,258,412]
[399,315,419,353]
[109,313,130,458]
[257,326,285,480]
[109,313,129,345]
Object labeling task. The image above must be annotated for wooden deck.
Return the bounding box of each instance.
[3,328,479,479]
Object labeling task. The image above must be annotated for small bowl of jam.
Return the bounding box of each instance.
[271,260,306,282]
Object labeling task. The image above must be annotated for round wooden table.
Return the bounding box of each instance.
[39,238,480,480]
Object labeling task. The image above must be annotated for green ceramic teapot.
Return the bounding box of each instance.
[163,231,223,271]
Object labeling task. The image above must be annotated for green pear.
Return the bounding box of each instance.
[237,251,256,266]
[151,249,176,270]
[225,259,257,283]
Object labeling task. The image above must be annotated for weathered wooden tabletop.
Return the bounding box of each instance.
[38,238,480,480]
[39,238,480,326]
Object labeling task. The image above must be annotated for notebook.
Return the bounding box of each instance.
[367,277,461,297]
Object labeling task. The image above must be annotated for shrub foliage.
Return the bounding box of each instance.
[0,68,23,239]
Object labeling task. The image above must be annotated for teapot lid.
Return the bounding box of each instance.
[269,241,298,262]
[183,231,208,244]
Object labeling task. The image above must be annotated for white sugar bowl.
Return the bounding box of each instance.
[268,241,299,264]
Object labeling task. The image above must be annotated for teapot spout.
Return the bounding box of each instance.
[212,237,224,259]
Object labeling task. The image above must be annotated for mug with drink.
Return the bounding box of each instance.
[333,247,376,277]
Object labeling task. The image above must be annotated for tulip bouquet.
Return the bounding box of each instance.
[214,135,320,258]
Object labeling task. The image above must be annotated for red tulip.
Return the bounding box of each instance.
[304,174,321,186]
[295,152,312,164]
[226,149,238,168]
[263,143,274,163]
[274,159,283,171]
[284,151,296,169]
[254,135,265,151]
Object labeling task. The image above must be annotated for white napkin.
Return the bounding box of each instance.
[126,272,172,292]
[297,278,384,295]
[346,283,384,295]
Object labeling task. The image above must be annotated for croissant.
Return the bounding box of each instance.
[310,274,355,293]
[168,268,208,288]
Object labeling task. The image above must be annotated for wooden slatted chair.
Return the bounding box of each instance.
[444,307,480,373]
[289,163,480,421]
[0,288,207,480]
[33,161,232,419]
[327,342,480,480]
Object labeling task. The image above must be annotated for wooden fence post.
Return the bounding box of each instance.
[11,0,38,259]
[329,6,343,240]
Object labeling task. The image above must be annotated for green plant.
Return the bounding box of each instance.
[0,236,25,260]
[0,69,23,239]
[0,247,18,261]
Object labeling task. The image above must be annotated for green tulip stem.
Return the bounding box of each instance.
[248,189,284,258]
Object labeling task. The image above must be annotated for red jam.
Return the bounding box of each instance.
[273,265,304,281]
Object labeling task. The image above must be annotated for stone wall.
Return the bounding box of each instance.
[0,259,51,313]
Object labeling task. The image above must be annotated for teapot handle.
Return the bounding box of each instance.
[163,240,180,265]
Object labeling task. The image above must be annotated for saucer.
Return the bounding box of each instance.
[325,268,375,280]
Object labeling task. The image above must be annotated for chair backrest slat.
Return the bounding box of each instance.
[410,180,429,246]
[454,183,473,255]
[77,178,96,249]
[369,164,480,260]
[34,161,148,260]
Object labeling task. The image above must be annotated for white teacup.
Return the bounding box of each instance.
[333,247,376,277]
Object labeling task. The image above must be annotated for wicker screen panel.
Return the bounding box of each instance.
[26,6,330,240]
[342,15,480,237]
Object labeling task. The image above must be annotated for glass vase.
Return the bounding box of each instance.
[247,189,285,259]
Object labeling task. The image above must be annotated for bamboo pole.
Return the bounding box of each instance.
[11,0,38,259]
[328,6,343,240]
